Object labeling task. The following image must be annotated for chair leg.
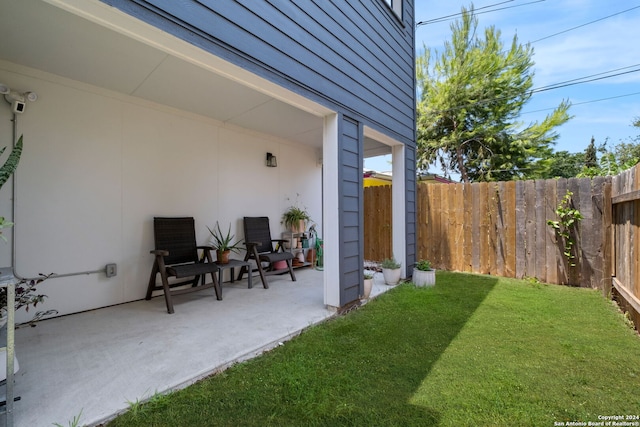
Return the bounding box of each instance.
[155,260,174,314]
[211,271,222,301]
[287,259,297,282]
[252,250,270,289]
[238,259,248,280]
[146,261,159,300]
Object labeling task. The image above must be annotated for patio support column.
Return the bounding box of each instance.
[322,113,340,308]
[392,144,406,277]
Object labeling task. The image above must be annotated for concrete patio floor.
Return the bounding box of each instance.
[4,268,390,427]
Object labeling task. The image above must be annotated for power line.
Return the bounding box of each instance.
[421,66,640,115]
[532,68,640,94]
[534,64,640,92]
[521,91,640,115]
[416,0,514,26]
[531,5,640,43]
[416,0,545,27]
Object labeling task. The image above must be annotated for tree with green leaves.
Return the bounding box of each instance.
[578,138,638,178]
[535,150,585,179]
[416,6,571,182]
[584,137,597,168]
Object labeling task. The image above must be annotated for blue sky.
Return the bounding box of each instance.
[365,0,640,174]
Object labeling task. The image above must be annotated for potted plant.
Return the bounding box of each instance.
[207,222,243,264]
[362,272,374,299]
[413,259,435,287]
[381,257,402,286]
[282,197,311,233]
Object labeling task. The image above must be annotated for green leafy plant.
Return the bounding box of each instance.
[0,217,14,242]
[381,257,400,269]
[0,135,23,241]
[282,206,311,230]
[0,134,23,190]
[282,194,311,230]
[0,274,53,319]
[53,409,83,427]
[364,272,374,280]
[415,259,432,271]
[207,222,243,253]
[547,190,583,266]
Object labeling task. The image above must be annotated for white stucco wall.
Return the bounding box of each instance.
[0,63,322,322]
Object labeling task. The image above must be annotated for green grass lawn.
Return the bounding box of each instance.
[108,272,640,427]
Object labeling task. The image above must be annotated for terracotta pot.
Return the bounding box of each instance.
[216,250,231,264]
[273,260,287,270]
[306,248,316,265]
[290,220,305,233]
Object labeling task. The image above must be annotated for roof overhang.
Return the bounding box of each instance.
[0,0,392,156]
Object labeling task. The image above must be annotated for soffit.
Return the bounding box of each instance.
[0,0,327,148]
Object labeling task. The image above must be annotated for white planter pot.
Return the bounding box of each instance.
[413,269,436,287]
[382,268,401,286]
[362,278,373,299]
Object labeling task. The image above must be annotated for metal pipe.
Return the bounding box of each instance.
[7,111,106,280]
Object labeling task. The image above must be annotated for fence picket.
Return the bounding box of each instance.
[515,180,526,278]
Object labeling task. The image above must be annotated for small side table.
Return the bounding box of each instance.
[215,259,252,294]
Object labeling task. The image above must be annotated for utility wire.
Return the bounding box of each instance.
[416,0,545,27]
[531,5,640,43]
[534,64,640,91]
[532,68,640,94]
[416,0,514,26]
[421,66,640,115]
[521,91,640,115]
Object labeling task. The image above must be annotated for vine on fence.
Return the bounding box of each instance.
[547,190,583,266]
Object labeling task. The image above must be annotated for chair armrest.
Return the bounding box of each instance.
[197,245,215,251]
[150,249,169,256]
[272,239,289,252]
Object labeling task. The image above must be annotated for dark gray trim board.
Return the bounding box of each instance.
[338,114,364,305]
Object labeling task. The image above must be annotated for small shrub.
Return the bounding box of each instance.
[381,257,400,269]
[415,259,432,271]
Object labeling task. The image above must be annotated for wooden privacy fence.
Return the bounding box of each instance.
[364,177,613,288]
[364,185,392,262]
[418,178,612,289]
[611,164,640,328]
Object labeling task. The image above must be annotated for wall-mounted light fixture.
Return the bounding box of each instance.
[1,83,38,114]
[266,152,277,167]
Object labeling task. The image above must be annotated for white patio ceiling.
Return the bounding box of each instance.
[0,0,390,156]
